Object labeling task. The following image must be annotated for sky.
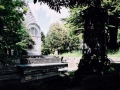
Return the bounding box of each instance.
[28,1,69,35]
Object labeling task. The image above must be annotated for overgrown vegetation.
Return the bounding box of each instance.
[59,50,120,57]
[0,0,34,65]
[108,51,120,57]
[41,22,80,55]
[59,51,82,57]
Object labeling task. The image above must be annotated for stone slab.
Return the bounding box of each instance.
[20,57,61,64]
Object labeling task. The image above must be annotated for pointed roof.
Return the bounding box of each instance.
[23,2,37,27]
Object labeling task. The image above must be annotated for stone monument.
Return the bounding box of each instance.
[23,2,41,55]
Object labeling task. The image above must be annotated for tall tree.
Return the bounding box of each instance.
[44,22,69,54]
[41,31,45,44]
[34,0,120,76]
[62,0,120,51]
[61,5,86,51]
[62,5,86,33]
[0,0,34,64]
[33,0,105,12]
[103,0,120,51]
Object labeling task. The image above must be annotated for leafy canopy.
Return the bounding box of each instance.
[0,0,34,55]
[43,22,69,54]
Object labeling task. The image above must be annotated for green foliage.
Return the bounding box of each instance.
[108,67,115,73]
[108,50,120,57]
[41,43,50,55]
[62,0,120,53]
[34,0,120,76]
[62,6,86,32]
[0,0,34,50]
[59,51,82,57]
[0,0,34,64]
[61,5,86,41]
[68,71,75,77]
[102,0,120,51]
[102,0,120,15]
[61,6,85,52]
[60,50,120,57]
[43,22,80,54]
[41,31,48,55]
[34,0,104,12]
[44,22,69,54]
[41,31,45,44]
[117,29,120,42]
[67,36,80,52]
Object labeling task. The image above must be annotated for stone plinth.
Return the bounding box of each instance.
[20,56,61,64]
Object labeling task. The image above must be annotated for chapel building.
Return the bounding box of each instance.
[23,2,41,55]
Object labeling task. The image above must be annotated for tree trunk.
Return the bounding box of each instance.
[8,48,11,56]
[107,15,119,50]
[75,6,110,77]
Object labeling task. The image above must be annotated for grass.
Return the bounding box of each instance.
[108,51,120,57]
[59,51,82,57]
[59,50,120,57]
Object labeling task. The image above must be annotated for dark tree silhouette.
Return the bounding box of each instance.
[75,5,110,76]
[34,0,119,76]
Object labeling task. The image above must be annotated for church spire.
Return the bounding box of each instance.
[23,2,36,27]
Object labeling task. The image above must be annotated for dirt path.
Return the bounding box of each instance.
[62,57,120,70]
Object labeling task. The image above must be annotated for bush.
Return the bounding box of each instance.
[41,48,50,55]
[0,54,15,65]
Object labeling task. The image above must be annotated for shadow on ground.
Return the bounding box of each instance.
[1,73,120,90]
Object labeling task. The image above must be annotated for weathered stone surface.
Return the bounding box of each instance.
[0,74,20,80]
[20,56,61,64]
[21,73,59,83]
[17,63,68,74]
[17,63,68,82]
[0,66,20,82]
[0,56,68,84]
[23,2,41,55]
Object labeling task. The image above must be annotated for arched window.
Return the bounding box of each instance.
[29,27,38,36]
[35,29,37,35]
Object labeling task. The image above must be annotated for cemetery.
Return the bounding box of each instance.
[0,0,120,90]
